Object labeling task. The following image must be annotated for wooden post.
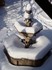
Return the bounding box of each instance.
[0,0,5,7]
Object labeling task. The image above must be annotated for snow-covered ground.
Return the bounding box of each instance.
[0,0,52,70]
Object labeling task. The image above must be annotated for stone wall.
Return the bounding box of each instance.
[0,0,5,7]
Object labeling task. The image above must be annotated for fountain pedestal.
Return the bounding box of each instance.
[4,34,51,67]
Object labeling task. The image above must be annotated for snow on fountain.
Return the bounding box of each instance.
[3,3,52,67]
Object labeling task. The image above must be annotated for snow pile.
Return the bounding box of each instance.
[14,19,43,34]
[4,34,51,60]
[37,11,52,29]
[26,4,32,11]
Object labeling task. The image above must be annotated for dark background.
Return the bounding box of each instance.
[35,0,52,19]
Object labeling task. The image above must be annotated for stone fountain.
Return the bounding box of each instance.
[3,4,52,67]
